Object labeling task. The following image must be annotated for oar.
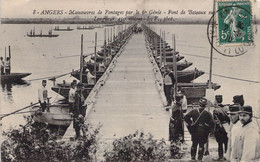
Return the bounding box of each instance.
[0,101,39,120]
[0,97,52,119]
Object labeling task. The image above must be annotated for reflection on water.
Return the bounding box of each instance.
[1,80,31,101]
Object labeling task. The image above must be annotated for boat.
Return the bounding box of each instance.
[1,73,31,82]
[142,24,220,105]
[27,29,59,37]
[1,46,31,82]
[77,26,95,30]
[164,61,193,71]
[53,26,73,31]
[30,100,73,126]
[104,24,115,26]
[178,82,221,105]
[156,55,184,62]
[51,83,94,99]
[71,70,104,83]
[94,25,103,28]
[168,69,205,83]
[177,82,221,90]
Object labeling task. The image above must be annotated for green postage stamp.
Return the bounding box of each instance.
[216,0,253,46]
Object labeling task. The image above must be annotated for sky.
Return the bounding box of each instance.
[0,0,259,19]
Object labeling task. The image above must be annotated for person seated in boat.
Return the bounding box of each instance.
[0,57,4,75]
[98,61,106,72]
[74,83,86,117]
[38,80,49,112]
[5,57,10,75]
[85,69,96,85]
[69,82,76,114]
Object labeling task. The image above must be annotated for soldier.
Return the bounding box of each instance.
[169,94,184,157]
[38,80,49,112]
[163,68,175,107]
[231,106,260,161]
[225,104,241,160]
[213,95,230,161]
[0,57,4,75]
[69,82,76,114]
[73,114,86,139]
[184,98,215,161]
[5,57,10,75]
[232,95,244,106]
[74,83,86,117]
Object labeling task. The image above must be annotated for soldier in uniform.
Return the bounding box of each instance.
[38,80,49,112]
[213,95,230,161]
[184,98,215,161]
[232,95,244,106]
[163,68,175,106]
[225,104,241,160]
[74,83,86,117]
[169,94,184,157]
[231,106,260,161]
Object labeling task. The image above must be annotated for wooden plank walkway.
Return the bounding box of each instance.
[63,33,170,140]
[86,33,169,140]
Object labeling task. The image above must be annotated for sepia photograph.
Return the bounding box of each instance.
[1,0,260,161]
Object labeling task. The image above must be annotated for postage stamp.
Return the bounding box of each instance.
[216,0,254,46]
[207,0,255,57]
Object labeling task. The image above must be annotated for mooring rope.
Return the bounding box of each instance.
[180,52,219,60]
[205,72,259,83]
[27,71,73,82]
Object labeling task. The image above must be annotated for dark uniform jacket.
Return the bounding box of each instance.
[184,108,215,143]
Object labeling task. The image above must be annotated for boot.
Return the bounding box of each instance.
[198,147,205,161]
[191,146,196,160]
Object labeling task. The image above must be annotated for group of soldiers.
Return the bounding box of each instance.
[168,93,260,161]
[68,80,87,139]
[0,56,11,75]
[38,79,86,139]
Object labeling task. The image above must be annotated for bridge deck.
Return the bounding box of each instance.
[87,33,169,140]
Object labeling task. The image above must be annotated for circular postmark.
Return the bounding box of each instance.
[207,2,256,57]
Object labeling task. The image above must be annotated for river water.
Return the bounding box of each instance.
[1,24,259,131]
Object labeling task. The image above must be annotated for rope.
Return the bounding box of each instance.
[0,110,33,116]
[180,52,219,60]
[205,72,259,83]
[27,71,73,82]
[51,86,62,104]
[177,44,205,49]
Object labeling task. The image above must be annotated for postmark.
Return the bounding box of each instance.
[207,0,255,57]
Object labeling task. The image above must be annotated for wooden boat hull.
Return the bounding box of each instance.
[156,55,184,62]
[71,70,104,83]
[53,29,73,31]
[30,104,73,126]
[178,82,221,90]
[51,83,94,98]
[27,34,59,37]
[164,61,193,71]
[1,73,31,82]
[177,70,205,83]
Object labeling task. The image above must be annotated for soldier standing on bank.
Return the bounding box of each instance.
[225,104,241,160]
[184,98,215,161]
[213,95,230,161]
[169,94,184,157]
[231,106,260,161]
